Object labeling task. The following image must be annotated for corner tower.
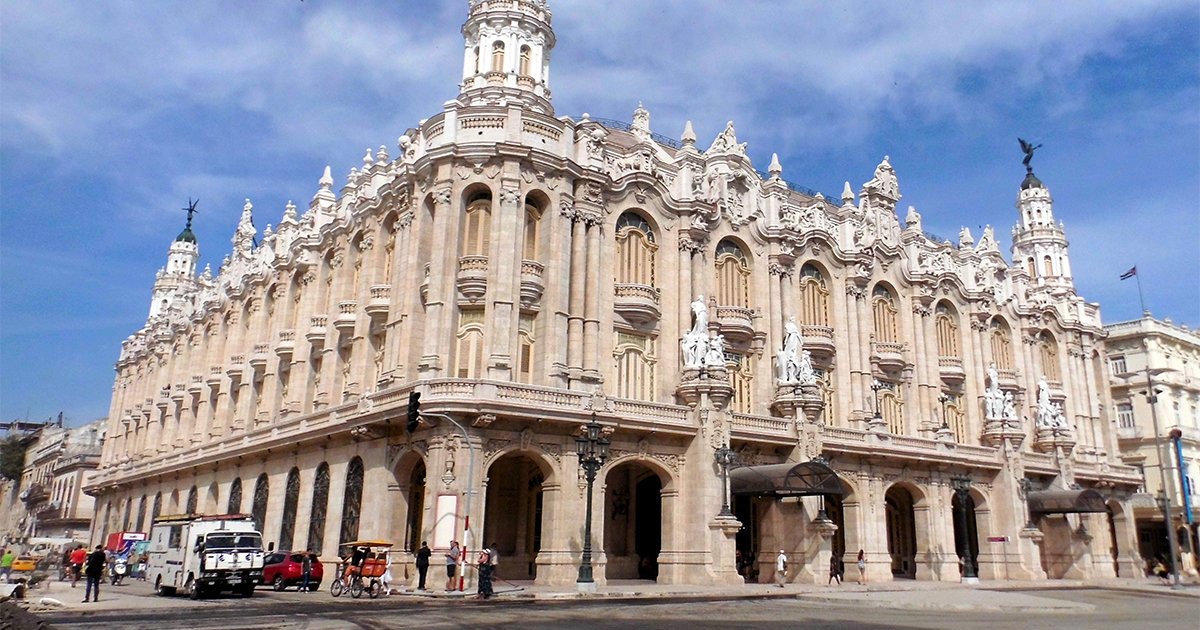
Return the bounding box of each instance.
[148,202,200,319]
[1011,143,1073,295]
[459,0,555,114]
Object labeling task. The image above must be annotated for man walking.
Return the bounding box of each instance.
[69,544,87,588]
[445,540,460,591]
[300,551,314,593]
[775,549,788,588]
[415,541,431,591]
[83,545,106,602]
[0,548,13,583]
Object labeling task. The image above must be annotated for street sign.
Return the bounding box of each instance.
[987,536,1008,543]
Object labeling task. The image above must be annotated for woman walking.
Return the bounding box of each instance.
[828,553,842,585]
[475,548,494,599]
[856,549,867,585]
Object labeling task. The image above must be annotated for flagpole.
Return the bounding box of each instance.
[1133,265,1147,315]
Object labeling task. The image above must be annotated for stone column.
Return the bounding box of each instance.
[844,286,864,423]
[566,215,586,384]
[582,214,603,382]
[420,185,454,377]
[487,185,522,380]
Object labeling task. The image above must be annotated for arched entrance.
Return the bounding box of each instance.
[390,452,426,554]
[951,488,980,578]
[482,452,548,580]
[604,461,663,580]
[885,486,917,578]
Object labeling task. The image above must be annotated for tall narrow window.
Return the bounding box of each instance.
[935,303,960,358]
[798,264,829,327]
[455,309,486,379]
[1117,403,1135,430]
[872,285,899,343]
[1043,256,1054,276]
[518,314,536,384]
[523,203,541,262]
[251,473,269,533]
[519,45,531,75]
[307,463,330,555]
[727,352,753,414]
[123,499,133,530]
[491,41,505,72]
[185,486,198,514]
[473,46,480,74]
[279,468,301,552]
[614,331,656,400]
[1026,258,1036,277]
[136,495,147,532]
[1039,331,1061,381]
[990,319,1014,371]
[878,380,904,434]
[227,478,243,514]
[152,492,162,522]
[463,197,491,257]
[943,391,966,442]
[339,457,365,553]
[816,367,836,425]
[715,239,750,307]
[615,212,657,287]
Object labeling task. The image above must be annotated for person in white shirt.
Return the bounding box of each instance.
[775,550,788,588]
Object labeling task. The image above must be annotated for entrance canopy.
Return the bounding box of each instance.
[1027,489,1107,514]
[730,461,847,498]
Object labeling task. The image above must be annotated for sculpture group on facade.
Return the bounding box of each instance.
[1035,377,1068,429]
[681,296,727,371]
[984,363,1019,424]
[775,318,816,386]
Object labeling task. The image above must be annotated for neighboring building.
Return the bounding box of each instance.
[16,419,104,543]
[1105,315,1200,562]
[87,0,1142,587]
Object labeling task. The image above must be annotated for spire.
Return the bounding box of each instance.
[768,153,782,178]
[175,198,199,243]
[1011,145,1072,290]
[459,0,555,113]
[233,198,257,256]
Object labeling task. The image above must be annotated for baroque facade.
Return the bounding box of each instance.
[1,419,104,546]
[1105,315,1200,562]
[88,0,1143,587]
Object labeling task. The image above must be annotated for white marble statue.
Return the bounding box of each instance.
[1002,391,1017,422]
[776,318,803,383]
[796,350,817,385]
[704,334,726,368]
[691,295,708,336]
[1035,377,1066,428]
[984,363,1003,420]
[681,332,705,368]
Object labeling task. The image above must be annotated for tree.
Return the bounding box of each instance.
[0,435,27,483]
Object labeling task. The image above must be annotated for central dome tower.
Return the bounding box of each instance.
[458,0,555,114]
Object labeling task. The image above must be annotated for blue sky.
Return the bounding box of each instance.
[2,1,1197,426]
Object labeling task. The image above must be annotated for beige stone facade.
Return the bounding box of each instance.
[1,419,103,548]
[1105,315,1200,561]
[88,0,1143,587]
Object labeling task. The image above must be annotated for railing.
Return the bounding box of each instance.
[370,285,391,301]
[460,115,506,130]
[459,255,489,272]
[730,413,790,434]
[338,301,358,316]
[611,398,692,425]
[755,170,841,202]
[801,325,833,340]
[939,356,963,369]
[523,118,560,140]
[823,425,869,443]
[496,383,587,409]
[520,260,545,277]
[592,117,681,149]
[311,315,328,328]
[614,283,661,303]
[715,306,754,321]
[484,71,506,86]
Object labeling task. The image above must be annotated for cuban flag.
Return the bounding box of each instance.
[1119,267,1137,280]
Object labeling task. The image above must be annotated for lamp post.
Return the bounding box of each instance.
[938,393,951,431]
[575,415,610,591]
[1145,371,1182,589]
[871,380,884,419]
[950,476,978,581]
[714,445,735,518]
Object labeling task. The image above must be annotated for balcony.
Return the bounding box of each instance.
[520,260,545,308]
[250,343,270,369]
[871,340,906,370]
[457,255,489,302]
[801,325,835,358]
[613,283,660,325]
[156,387,171,409]
[206,365,224,387]
[307,315,328,347]
[714,305,756,342]
[365,285,391,317]
[171,383,186,401]
[484,70,506,86]
[19,483,47,505]
[188,374,204,393]
[938,355,965,383]
[335,301,358,334]
[226,354,246,379]
[275,329,296,356]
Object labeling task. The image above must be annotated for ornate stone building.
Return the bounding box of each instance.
[2,418,104,546]
[88,0,1143,587]
[1105,315,1199,562]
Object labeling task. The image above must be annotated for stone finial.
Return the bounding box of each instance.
[904,205,922,230]
[319,165,334,190]
[631,101,651,141]
[841,181,855,204]
[959,226,974,247]
[681,120,696,149]
[363,148,375,168]
[768,153,782,178]
[283,201,298,223]
[376,144,389,163]
[314,166,336,204]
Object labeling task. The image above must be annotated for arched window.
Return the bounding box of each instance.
[185,485,198,514]
[122,499,133,530]
[727,353,753,414]
[307,463,330,555]
[523,203,540,261]
[279,468,301,552]
[339,457,365,552]
[872,285,899,343]
[518,313,536,384]
[136,495,147,532]
[152,492,162,522]
[942,391,966,442]
[935,303,960,358]
[715,239,750,307]
[227,478,243,514]
[463,196,491,257]
[251,473,269,533]
[816,367,836,425]
[614,331,656,400]
[491,41,505,72]
[798,264,829,327]
[615,212,657,287]
[1026,258,1036,277]
[1039,331,1061,381]
[169,489,180,513]
[1043,255,1054,277]
[473,46,480,74]
[455,309,486,378]
[879,380,904,434]
[990,318,1014,371]
[519,44,531,75]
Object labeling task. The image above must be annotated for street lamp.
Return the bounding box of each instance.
[950,476,978,581]
[714,445,736,518]
[575,414,610,591]
[871,380,884,420]
[1145,374,1182,589]
[938,393,951,431]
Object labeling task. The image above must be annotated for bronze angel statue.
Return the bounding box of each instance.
[1018,138,1042,172]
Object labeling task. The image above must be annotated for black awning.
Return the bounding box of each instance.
[1027,489,1108,514]
[730,460,847,497]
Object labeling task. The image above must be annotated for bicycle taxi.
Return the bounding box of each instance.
[330,540,392,599]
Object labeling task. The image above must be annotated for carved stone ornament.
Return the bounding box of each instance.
[473,413,497,428]
[433,186,453,206]
[500,187,522,206]
[559,195,575,220]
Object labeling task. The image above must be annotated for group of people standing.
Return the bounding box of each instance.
[409,539,500,599]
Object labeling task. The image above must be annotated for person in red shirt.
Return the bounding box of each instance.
[69,545,87,588]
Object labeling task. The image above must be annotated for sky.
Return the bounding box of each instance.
[2,0,1197,427]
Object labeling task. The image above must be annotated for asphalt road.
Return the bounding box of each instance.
[33,587,1199,630]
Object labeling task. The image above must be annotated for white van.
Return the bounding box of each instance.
[147,514,265,599]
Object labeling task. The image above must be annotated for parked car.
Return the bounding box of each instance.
[261,552,322,591]
[11,556,37,572]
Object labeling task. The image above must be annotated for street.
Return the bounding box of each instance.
[28,583,1200,630]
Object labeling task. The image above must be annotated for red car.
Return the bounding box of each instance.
[262,552,323,591]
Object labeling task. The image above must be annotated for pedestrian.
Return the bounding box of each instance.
[379,552,393,596]
[487,542,499,573]
[0,548,13,583]
[445,540,460,591]
[775,549,787,588]
[1154,558,1170,585]
[83,545,106,603]
[415,541,431,591]
[70,544,87,588]
[828,552,841,585]
[856,549,867,585]
[301,551,314,593]
[137,552,148,581]
[61,546,72,581]
[475,548,493,599]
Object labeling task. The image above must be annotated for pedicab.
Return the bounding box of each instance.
[330,541,392,599]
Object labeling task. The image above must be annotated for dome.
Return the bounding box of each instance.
[175,227,197,243]
[1021,171,1043,190]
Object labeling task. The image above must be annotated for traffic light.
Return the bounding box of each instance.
[406,391,421,434]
